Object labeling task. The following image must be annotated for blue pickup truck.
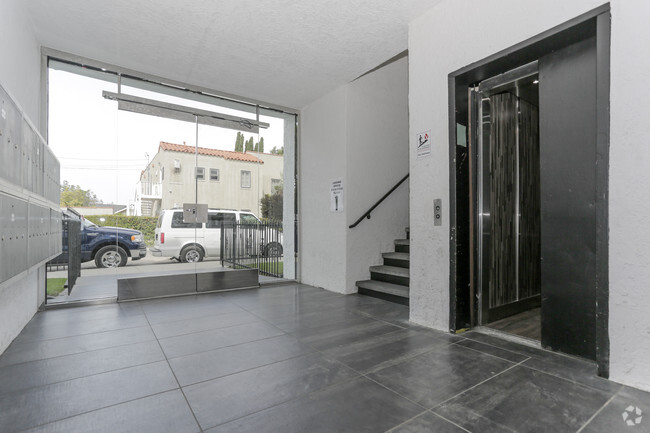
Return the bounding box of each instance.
[80,218,147,268]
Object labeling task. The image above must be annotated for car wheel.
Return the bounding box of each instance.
[264,242,283,257]
[95,245,128,268]
[180,245,204,263]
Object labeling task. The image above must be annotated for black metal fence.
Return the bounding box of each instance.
[46,219,81,294]
[220,221,284,278]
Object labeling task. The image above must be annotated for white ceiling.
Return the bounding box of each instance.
[25,0,442,110]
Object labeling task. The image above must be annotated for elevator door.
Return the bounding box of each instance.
[476,67,541,325]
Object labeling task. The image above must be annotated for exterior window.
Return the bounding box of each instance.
[241,170,251,188]
[171,211,201,229]
[196,167,205,180]
[206,212,236,228]
[161,167,164,181]
[271,178,281,186]
[240,213,260,225]
[210,168,220,181]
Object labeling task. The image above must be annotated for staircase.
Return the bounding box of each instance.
[356,231,410,305]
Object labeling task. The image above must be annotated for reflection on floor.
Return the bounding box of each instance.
[0,284,645,432]
[486,307,541,341]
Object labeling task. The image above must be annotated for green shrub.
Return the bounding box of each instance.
[85,215,158,246]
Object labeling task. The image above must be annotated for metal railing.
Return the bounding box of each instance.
[349,174,409,228]
[220,221,284,278]
[46,219,82,295]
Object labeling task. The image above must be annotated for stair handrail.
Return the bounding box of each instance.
[349,174,409,229]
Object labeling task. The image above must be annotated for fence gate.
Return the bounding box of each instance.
[221,221,283,278]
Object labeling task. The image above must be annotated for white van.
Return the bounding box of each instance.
[151,209,282,262]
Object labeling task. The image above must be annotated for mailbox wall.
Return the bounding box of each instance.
[0,83,62,286]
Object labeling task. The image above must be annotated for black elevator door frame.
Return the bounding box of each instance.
[448,5,610,374]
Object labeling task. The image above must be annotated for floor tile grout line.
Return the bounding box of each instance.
[574,390,619,433]
[430,410,473,433]
[151,316,267,340]
[13,388,183,433]
[141,302,205,433]
[464,332,600,364]
[516,362,623,394]
[348,339,462,377]
[431,359,528,410]
[0,335,160,371]
[199,374,385,431]
[382,409,431,433]
[450,340,530,364]
[162,329,292,361]
[0,357,170,400]
[177,348,320,388]
[4,320,152,349]
[11,321,151,345]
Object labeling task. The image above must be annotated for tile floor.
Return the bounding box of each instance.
[0,283,648,432]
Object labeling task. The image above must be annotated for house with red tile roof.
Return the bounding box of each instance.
[133,141,283,216]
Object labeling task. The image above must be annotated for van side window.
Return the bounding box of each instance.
[171,211,202,229]
[207,212,236,228]
[240,214,259,225]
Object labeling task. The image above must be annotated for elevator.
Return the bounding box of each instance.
[472,63,541,334]
[449,6,610,373]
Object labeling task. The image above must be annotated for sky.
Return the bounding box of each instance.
[48,68,285,205]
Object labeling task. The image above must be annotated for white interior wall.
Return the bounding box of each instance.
[300,59,409,294]
[300,87,349,291]
[345,58,410,290]
[608,0,650,392]
[0,0,44,355]
[0,0,41,126]
[409,0,650,391]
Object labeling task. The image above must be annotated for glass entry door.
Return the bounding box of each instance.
[473,62,542,325]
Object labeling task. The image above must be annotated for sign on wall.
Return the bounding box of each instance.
[330,180,344,212]
[417,130,431,159]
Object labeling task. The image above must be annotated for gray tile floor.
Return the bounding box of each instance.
[0,283,648,432]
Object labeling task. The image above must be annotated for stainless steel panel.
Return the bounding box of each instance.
[43,146,61,204]
[117,269,258,301]
[0,193,28,283]
[28,204,50,265]
[34,139,44,196]
[50,208,62,257]
[197,268,259,292]
[117,273,197,301]
[21,120,35,193]
[1,90,22,186]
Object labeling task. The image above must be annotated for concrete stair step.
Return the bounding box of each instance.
[356,280,409,305]
[370,264,409,286]
[395,239,410,253]
[382,252,410,268]
[369,265,409,278]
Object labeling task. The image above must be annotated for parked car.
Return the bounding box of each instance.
[80,218,148,268]
[151,208,282,263]
[48,209,147,268]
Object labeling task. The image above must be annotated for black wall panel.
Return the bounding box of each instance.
[539,36,598,360]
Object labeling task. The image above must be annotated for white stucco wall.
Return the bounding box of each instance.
[0,0,45,355]
[0,0,41,126]
[608,0,650,392]
[300,58,410,294]
[300,86,349,291]
[409,0,650,391]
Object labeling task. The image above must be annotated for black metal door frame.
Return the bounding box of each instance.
[448,4,610,376]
